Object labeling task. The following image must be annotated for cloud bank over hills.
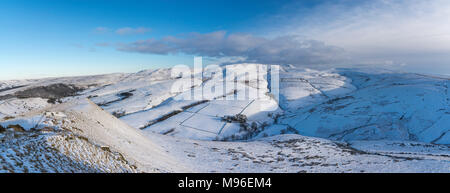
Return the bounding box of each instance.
[114,0,450,73]
[117,31,347,66]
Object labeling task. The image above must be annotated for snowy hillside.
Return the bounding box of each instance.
[1,99,189,173]
[0,64,449,173]
[279,68,450,144]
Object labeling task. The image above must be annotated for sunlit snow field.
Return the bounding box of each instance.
[1,64,449,172]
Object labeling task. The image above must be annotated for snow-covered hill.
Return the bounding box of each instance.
[1,64,449,172]
[0,99,189,172]
[279,68,450,144]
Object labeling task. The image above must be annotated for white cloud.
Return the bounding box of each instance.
[116,27,151,35]
[117,31,347,65]
[93,27,109,34]
[276,0,450,69]
[111,0,450,73]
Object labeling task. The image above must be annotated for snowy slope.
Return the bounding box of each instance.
[124,64,281,141]
[1,64,448,144]
[0,73,129,120]
[0,109,137,172]
[1,100,448,173]
[1,99,190,173]
[1,64,449,173]
[278,67,356,110]
[280,68,450,144]
[0,98,49,119]
[145,134,449,173]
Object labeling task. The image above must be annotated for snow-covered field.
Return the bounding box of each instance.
[0,64,449,173]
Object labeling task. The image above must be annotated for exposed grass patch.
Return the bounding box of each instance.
[3,116,15,120]
[162,128,176,135]
[112,110,126,118]
[181,100,209,110]
[97,90,135,106]
[140,110,183,130]
[7,124,25,132]
[14,83,83,104]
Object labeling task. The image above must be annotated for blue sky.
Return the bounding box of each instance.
[1,0,450,80]
[0,0,295,79]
